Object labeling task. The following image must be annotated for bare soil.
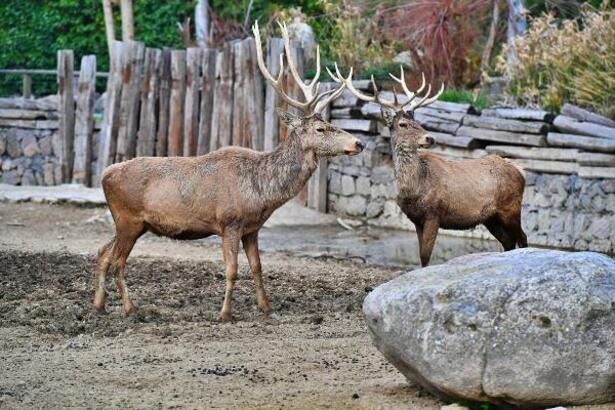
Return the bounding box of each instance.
[0,203,442,409]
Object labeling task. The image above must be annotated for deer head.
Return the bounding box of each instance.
[328,65,443,151]
[253,21,364,157]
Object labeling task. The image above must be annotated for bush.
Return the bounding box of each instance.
[439,89,490,110]
[497,4,615,117]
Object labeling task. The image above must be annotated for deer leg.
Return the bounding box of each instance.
[242,231,272,317]
[110,221,144,315]
[93,238,115,312]
[484,218,515,251]
[418,219,439,267]
[220,230,241,322]
[500,211,528,249]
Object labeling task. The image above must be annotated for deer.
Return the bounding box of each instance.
[93,22,365,321]
[329,65,527,267]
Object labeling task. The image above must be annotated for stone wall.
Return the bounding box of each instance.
[0,96,101,187]
[325,84,615,254]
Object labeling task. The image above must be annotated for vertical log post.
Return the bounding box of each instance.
[197,49,217,155]
[156,48,172,156]
[263,37,283,151]
[232,39,247,147]
[57,49,75,183]
[183,47,202,156]
[168,50,187,156]
[22,74,32,99]
[98,41,123,182]
[246,38,264,150]
[210,41,234,151]
[116,41,145,162]
[136,48,161,157]
[73,55,97,186]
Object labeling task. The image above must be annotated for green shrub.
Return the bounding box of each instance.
[439,89,490,110]
[497,4,615,118]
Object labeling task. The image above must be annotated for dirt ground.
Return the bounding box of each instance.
[0,202,443,409]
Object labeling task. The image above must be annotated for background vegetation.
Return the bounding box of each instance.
[0,0,612,116]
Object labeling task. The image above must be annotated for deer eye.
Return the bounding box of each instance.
[399,123,408,128]
[316,127,326,133]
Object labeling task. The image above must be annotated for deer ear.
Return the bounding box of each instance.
[380,107,396,127]
[277,108,304,131]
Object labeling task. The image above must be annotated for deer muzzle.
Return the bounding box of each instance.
[344,139,365,156]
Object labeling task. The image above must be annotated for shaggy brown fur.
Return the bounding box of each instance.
[93,112,363,320]
[388,111,528,266]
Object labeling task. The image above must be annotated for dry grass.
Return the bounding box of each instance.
[498,4,615,117]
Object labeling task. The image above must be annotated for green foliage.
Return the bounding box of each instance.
[439,89,490,110]
[0,0,194,96]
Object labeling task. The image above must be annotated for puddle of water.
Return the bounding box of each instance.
[254,225,503,269]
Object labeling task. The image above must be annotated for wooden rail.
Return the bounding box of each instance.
[0,68,108,98]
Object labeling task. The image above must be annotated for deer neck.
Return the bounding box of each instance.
[258,133,318,206]
[392,140,423,198]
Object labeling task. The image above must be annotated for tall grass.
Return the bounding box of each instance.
[497,4,615,117]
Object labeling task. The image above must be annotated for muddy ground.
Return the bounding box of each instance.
[0,202,444,409]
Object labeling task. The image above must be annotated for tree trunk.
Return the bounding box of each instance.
[102,0,115,63]
[506,0,527,68]
[195,0,209,48]
[481,0,500,74]
[120,0,134,41]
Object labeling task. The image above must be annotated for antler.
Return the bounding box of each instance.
[327,63,444,113]
[252,21,346,115]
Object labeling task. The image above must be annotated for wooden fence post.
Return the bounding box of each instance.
[97,41,124,182]
[168,49,186,156]
[136,48,161,157]
[183,47,201,156]
[115,41,145,162]
[57,49,75,183]
[246,38,264,151]
[22,74,32,99]
[156,48,172,156]
[197,49,217,155]
[263,37,283,151]
[72,55,96,186]
[232,39,248,147]
[210,41,234,151]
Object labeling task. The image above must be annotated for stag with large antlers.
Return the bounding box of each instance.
[93,22,364,321]
[330,65,527,266]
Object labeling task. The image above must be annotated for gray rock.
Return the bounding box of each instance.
[22,135,40,157]
[365,199,384,218]
[371,166,394,184]
[2,170,21,185]
[341,175,355,196]
[329,171,342,194]
[6,134,22,158]
[392,50,414,69]
[586,216,610,240]
[1,158,14,171]
[524,171,538,185]
[355,176,371,196]
[337,195,366,216]
[601,179,615,194]
[363,248,615,407]
[21,169,36,185]
[43,162,55,186]
[0,133,6,156]
[38,135,53,156]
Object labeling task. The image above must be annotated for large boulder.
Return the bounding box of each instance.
[363,248,615,407]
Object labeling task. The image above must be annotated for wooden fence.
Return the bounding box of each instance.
[56,37,328,210]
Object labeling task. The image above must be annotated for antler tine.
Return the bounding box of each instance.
[390,68,428,109]
[408,82,445,111]
[278,21,318,104]
[253,21,313,113]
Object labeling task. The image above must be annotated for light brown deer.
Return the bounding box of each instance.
[93,23,364,321]
[330,65,527,266]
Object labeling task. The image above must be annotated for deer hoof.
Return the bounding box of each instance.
[219,312,233,322]
[92,305,108,316]
[123,304,137,316]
